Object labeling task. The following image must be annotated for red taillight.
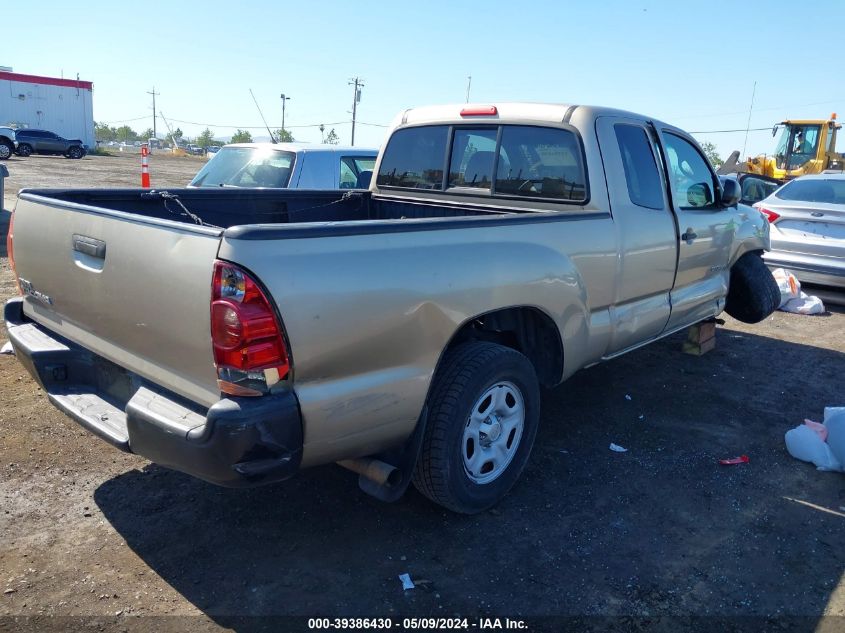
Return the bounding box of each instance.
[758,207,780,223]
[460,105,498,117]
[211,261,290,396]
[6,211,20,295]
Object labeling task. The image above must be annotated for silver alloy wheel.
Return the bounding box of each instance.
[0,144,10,159]
[462,381,525,484]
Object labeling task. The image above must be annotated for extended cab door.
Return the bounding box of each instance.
[595,117,677,354]
[655,129,732,330]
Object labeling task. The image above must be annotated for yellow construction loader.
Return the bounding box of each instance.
[718,114,844,181]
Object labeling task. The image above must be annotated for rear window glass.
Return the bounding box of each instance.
[614,124,664,210]
[377,124,587,203]
[495,126,587,201]
[190,146,295,188]
[376,126,448,189]
[449,128,498,189]
[775,178,845,204]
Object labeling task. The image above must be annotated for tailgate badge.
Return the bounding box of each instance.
[18,278,54,306]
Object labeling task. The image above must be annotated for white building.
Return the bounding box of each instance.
[0,70,95,148]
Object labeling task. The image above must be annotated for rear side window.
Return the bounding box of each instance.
[495,126,587,201]
[614,124,664,210]
[339,156,376,188]
[376,126,448,189]
[775,178,845,203]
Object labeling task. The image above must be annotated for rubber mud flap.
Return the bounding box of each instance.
[725,252,781,323]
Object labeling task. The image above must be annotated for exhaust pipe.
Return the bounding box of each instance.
[338,458,401,488]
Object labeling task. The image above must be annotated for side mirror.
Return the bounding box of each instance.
[686,182,713,207]
[718,177,741,208]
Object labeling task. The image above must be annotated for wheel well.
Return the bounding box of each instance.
[445,307,563,388]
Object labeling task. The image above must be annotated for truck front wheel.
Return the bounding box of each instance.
[724,251,781,323]
[0,140,12,160]
[412,342,540,514]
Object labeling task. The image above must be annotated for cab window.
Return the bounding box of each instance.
[662,133,716,209]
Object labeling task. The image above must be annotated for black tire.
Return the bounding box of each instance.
[67,146,84,159]
[412,342,540,514]
[724,251,781,323]
[17,143,32,157]
[0,140,12,160]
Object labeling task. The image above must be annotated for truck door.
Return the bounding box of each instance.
[655,128,732,330]
[595,117,676,354]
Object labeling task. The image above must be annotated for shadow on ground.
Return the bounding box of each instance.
[94,327,845,628]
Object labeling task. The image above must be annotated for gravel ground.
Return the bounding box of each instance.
[0,155,844,631]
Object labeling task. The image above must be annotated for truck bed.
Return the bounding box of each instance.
[22,187,516,229]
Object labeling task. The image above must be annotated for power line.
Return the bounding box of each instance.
[98,115,389,131]
[690,126,772,134]
[99,115,150,124]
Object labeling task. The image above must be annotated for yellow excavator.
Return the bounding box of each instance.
[717,114,844,181]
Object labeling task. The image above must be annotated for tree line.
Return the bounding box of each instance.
[96,123,343,147]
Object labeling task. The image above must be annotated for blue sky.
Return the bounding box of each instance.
[4,0,844,158]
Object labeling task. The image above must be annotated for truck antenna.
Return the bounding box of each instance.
[250,89,277,144]
[742,81,756,160]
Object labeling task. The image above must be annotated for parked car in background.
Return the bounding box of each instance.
[189,143,378,189]
[757,174,845,288]
[15,129,87,159]
[206,145,221,156]
[721,172,781,205]
[187,144,204,156]
[0,126,17,160]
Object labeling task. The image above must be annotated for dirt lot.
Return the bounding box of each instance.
[1,155,844,631]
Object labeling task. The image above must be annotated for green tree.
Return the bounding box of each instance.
[115,125,138,142]
[323,128,340,145]
[139,128,155,141]
[274,129,294,142]
[701,142,723,168]
[196,128,216,148]
[230,129,253,143]
[95,122,115,142]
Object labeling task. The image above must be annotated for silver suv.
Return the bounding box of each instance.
[0,126,16,160]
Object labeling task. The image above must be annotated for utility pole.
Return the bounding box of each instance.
[349,77,364,146]
[146,87,160,139]
[280,93,291,135]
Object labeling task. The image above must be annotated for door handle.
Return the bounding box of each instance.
[72,234,106,259]
[681,229,698,245]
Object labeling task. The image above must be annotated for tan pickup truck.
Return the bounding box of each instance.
[5,103,780,513]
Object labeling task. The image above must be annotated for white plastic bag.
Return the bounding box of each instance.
[824,409,845,467]
[784,424,842,472]
[781,291,825,315]
[770,268,800,306]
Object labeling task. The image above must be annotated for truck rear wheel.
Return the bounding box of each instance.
[412,342,540,514]
[724,251,781,323]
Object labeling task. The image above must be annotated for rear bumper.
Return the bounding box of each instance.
[763,251,845,289]
[4,297,303,487]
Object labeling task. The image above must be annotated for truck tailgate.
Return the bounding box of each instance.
[11,194,223,407]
